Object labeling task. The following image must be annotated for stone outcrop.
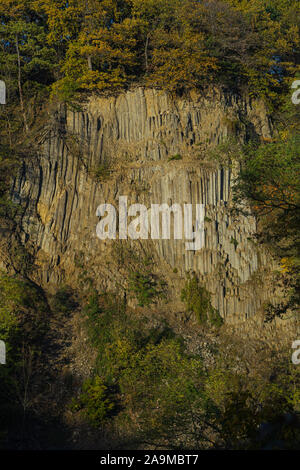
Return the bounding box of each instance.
[10,87,274,320]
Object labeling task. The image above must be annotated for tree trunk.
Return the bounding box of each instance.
[15,35,28,132]
[145,34,150,73]
[87,55,93,71]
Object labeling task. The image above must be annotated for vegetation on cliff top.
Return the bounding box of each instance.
[0,0,299,111]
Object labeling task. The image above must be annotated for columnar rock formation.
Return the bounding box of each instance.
[11,87,274,320]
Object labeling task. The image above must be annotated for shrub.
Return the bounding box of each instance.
[129,271,161,307]
[73,376,115,427]
[0,273,48,345]
[181,274,223,327]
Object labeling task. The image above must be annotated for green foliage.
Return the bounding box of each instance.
[0,273,49,446]
[234,138,299,250]
[0,0,299,451]
[118,338,213,448]
[181,274,223,327]
[0,273,48,345]
[1,0,295,104]
[72,376,115,427]
[233,136,300,312]
[205,339,300,449]
[168,153,182,162]
[0,1,57,131]
[129,271,162,307]
[78,289,300,449]
[82,291,140,381]
[79,290,217,447]
[211,132,300,317]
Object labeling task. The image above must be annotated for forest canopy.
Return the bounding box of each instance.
[0,0,299,105]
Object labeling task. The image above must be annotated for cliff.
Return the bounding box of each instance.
[10,87,275,321]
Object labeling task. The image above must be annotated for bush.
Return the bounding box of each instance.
[76,289,300,449]
[0,273,48,345]
[181,274,223,327]
[129,271,161,307]
[72,376,116,428]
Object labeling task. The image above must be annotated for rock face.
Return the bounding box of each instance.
[11,87,274,320]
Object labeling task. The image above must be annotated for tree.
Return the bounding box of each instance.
[233,137,300,259]
[0,1,57,132]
